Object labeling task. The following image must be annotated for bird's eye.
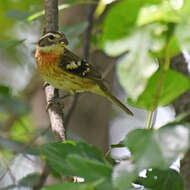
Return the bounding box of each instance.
[48,35,55,40]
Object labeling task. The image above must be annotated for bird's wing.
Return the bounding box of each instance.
[59,48,102,82]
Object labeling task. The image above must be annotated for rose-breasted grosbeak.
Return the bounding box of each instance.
[35,31,133,115]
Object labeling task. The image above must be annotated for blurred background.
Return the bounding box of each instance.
[0,0,189,188]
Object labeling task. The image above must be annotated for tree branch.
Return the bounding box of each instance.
[171,53,190,190]
[44,0,65,142]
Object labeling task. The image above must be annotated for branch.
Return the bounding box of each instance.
[44,0,65,142]
[171,53,190,190]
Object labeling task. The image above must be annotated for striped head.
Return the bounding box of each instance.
[37,31,69,54]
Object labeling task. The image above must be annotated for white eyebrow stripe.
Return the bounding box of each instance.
[40,33,59,40]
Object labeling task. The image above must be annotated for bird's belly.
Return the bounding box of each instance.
[39,64,96,93]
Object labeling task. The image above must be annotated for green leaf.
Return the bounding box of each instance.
[176,19,190,53]
[0,95,30,116]
[0,40,25,49]
[137,1,182,26]
[6,10,29,20]
[0,84,11,96]
[102,0,142,44]
[112,161,138,190]
[0,136,38,155]
[19,173,40,187]
[128,69,190,109]
[40,142,112,189]
[27,1,96,22]
[124,123,190,170]
[66,154,112,182]
[136,168,184,190]
[117,27,158,99]
[42,182,100,190]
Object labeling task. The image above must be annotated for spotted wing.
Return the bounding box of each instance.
[59,48,102,81]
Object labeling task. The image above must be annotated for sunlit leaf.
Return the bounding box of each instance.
[124,122,190,170]
[27,1,96,22]
[137,2,181,26]
[176,19,190,53]
[117,28,158,100]
[102,0,142,44]
[136,168,184,190]
[128,69,190,109]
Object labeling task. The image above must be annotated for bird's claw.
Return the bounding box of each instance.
[46,94,71,112]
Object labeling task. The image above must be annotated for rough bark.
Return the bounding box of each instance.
[171,53,190,190]
[44,0,65,142]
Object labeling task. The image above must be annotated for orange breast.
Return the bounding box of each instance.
[35,48,96,92]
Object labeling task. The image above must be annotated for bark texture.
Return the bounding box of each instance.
[44,0,65,142]
[171,54,190,190]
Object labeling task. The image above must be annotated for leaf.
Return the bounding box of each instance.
[176,19,190,53]
[40,141,112,189]
[0,84,11,96]
[123,122,190,170]
[19,173,40,187]
[137,1,182,26]
[0,40,25,49]
[6,10,29,20]
[102,0,142,44]
[27,1,96,22]
[42,182,100,190]
[112,161,138,190]
[136,168,184,190]
[128,69,190,109]
[117,27,158,99]
[0,95,30,116]
[0,136,38,155]
[66,154,112,182]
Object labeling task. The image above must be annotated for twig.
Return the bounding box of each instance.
[83,1,98,59]
[33,164,49,190]
[44,0,65,142]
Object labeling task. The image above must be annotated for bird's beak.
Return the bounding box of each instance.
[60,35,69,46]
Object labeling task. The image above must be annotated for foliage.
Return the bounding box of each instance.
[0,0,190,190]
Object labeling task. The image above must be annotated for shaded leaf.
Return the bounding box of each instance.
[6,10,29,20]
[19,173,40,187]
[136,168,184,190]
[0,136,38,155]
[40,141,112,189]
[0,40,25,49]
[42,182,102,190]
[66,154,112,182]
[128,69,190,109]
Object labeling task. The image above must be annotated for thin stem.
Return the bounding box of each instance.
[146,109,154,129]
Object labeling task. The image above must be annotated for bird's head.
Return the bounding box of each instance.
[37,31,68,53]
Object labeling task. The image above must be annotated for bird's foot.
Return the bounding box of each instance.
[46,94,71,112]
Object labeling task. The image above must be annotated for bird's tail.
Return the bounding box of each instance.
[95,82,133,116]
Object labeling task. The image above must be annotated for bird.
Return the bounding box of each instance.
[35,31,133,116]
